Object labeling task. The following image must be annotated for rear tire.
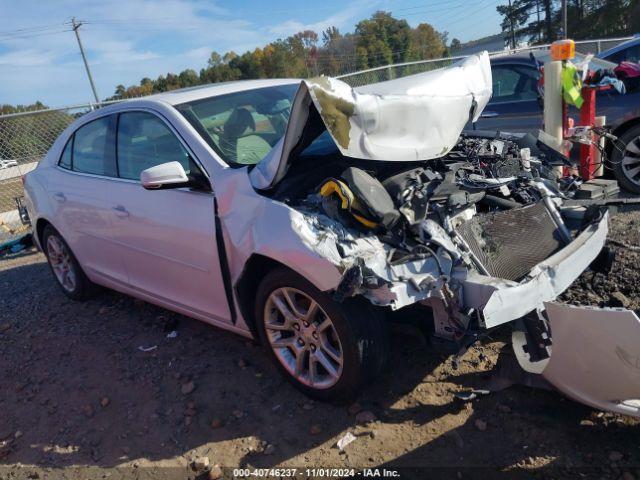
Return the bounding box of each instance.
[611,124,640,194]
[255,267,388,401]
[42,225,95,300]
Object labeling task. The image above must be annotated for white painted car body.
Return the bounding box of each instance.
[22,55,640,416]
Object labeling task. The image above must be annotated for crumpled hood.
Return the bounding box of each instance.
[250,51,492,190]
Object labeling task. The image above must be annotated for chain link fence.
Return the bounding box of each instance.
[0,102,121,241]
[0,35,634,237]
[337,36,634,87]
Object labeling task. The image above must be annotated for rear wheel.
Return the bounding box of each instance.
[42,225,94,300]
[611,124,640,194]
[255,267,388,401]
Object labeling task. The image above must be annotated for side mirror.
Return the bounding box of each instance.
[140,161,189,190]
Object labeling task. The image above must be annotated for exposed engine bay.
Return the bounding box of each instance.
[267,128,601,329]
[245,52,640,417]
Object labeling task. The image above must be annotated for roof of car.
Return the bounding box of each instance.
[490,50,617,69]
[597,35,640,58]
[129,78,300,106]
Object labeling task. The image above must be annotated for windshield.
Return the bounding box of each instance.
[176,84,299,167]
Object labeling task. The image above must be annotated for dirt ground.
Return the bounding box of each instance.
[1,211,640,480]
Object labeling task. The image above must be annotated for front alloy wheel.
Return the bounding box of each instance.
[255,267,388,401]
[264,287,343,389]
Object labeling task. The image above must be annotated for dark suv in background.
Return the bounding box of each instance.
[473,51,640,193]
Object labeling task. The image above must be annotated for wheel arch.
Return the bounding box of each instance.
[35,217,54,251]
[234,254,303,341]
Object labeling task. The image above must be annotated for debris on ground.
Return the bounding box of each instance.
[192,456,210,471]
[181,381,196,395]
[336,432,357,452]
[454,389,491,402]
[0,233,32,257]
[137,345,157,352]
[355,410,377,424]
[474,419,488,431]
[208,465,223,480]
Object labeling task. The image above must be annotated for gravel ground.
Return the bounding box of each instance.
[1,211,639,480]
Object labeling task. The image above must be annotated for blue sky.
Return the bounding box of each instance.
[0,0,503,107]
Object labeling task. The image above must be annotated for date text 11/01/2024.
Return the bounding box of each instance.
[232,468,401,477]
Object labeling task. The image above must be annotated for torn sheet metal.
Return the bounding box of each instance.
[542,302,640,418]
[460,211,609,328]
[292,210,453,310]
[250,52,492,190]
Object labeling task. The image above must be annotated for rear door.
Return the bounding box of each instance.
[474,62,543,134]
[105,110,231,322]
[47,114,128,284]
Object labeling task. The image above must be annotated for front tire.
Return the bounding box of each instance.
[42,225,95,300]
[611,124,640,194]
[255,267,388,401]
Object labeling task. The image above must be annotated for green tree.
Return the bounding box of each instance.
[407,23,447,61]
[355,11,411,68]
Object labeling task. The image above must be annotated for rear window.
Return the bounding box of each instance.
[58,137,72,169]
[71,116,117,176]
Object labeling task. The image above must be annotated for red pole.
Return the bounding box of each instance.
[579,87,597,180]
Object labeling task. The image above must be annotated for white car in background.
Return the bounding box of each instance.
[23,53,640,414]
[0,159,18,169]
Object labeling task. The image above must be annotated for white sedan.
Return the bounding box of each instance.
[24,55,640,411]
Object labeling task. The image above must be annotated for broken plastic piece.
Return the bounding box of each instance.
[454,389,491,401]
[542,302,640,418]
[137,345,158,352]
[336,431,357,452]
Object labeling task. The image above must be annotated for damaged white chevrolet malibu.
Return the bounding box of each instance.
[24,52,640,416]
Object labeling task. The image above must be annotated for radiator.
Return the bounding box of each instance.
[455,202,563,281]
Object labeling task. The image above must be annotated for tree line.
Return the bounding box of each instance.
[107,11,449,100]
[3,2,639,112]
[497,0,639,47]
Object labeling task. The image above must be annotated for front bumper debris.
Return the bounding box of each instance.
[542,301,640,418]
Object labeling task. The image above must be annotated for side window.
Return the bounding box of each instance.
[117,112,191,181]
[58,137,72,169]
[491,65,539,103]
[72,116,117,176]
[624,45,640,63]
[606,50,626,64]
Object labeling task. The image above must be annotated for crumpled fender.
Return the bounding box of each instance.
[542,302,640,418]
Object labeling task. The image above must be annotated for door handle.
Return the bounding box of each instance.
[111,205,130,218]
[481,111,499,118]
[53,192,66,202]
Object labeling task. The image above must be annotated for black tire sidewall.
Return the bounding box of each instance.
[255,267,384,401]
[612,125,640,194]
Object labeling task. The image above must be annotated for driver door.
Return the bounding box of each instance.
[105,110,231,323]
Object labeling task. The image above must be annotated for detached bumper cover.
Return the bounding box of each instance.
[461,211,609,328]
[543,302,640,418]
